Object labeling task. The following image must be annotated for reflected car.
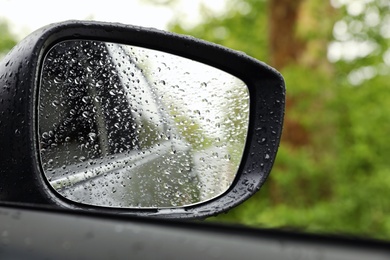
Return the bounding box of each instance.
[39,40,199,208]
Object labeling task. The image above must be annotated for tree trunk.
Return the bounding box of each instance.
[268,0,305,70]
[269,0,310,152]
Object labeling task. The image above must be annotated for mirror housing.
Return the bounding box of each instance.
[0,21,285,218]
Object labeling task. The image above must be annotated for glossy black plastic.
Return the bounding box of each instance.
[0,20,285,218]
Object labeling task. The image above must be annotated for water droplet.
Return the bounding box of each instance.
[82,96,90,103]
[69,109,76,115]
[51,100,60,107]
[53,77,62,83]
[82,111,89,118]
[42,132,50,139]
[88,132,97,141]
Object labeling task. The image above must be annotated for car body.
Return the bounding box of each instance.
[1,203,390,259]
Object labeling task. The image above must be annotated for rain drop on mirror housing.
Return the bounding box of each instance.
[0,20,285,219]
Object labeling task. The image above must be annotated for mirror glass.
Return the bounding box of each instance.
[39,40,249,208]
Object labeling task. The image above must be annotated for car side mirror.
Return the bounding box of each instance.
[0,21,285,218]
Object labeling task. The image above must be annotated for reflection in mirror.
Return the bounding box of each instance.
[39,40,249,208]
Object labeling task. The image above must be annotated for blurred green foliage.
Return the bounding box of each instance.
[170,0,390,240]
[0,19,16,58]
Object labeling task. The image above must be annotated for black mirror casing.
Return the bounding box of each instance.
[0,21,285,218]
